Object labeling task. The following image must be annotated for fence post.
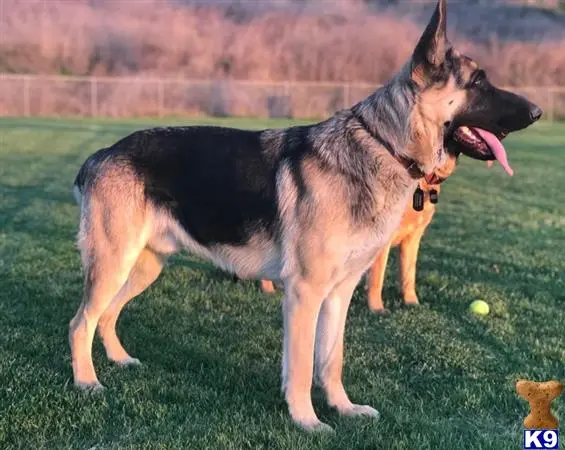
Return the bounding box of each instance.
[157,79,165,118]
[547,88,554,122]
[23,76,31,117]
[283,80,291,97]
[284,81,292,118]
[90,77,98,117]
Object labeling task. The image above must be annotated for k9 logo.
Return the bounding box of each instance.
[524,430,559,449]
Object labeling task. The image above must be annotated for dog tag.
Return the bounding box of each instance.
[413,186,424,212]
[429,189,439,204]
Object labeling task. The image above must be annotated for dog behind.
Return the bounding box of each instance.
[366,154,457,313]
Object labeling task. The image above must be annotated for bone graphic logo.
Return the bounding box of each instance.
[516,380,563,430]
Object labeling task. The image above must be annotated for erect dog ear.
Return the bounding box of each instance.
[412,0,448,78]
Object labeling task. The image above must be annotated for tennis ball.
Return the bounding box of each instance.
[469,300,489,316]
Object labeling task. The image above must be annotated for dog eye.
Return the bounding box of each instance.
[470,70,486,87]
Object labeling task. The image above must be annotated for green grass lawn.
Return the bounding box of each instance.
[0,117,563,449]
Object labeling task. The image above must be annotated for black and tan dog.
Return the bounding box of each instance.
[70,0,541,432]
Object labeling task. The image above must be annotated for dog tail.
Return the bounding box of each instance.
[73,156,94,206]
[73,147,111,205]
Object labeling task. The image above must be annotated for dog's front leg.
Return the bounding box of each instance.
[282,281,331,432]
[315,272,380,419]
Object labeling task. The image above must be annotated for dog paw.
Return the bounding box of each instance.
[371,307,391,316]
[290,409,334,433]
[339,404,380,419]
[296,419,334,433]
[75,381,105,393]
[403,294,419,306]
[114,357,141,367]
[260,280,277,294]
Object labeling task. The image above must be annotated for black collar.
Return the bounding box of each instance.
[395,154,426,180]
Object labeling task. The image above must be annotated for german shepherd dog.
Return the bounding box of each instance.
[70,0,541,431]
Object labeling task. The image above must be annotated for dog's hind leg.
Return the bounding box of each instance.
[70,174,148,390]
[70,248,141,390]
[315,271,379,419]
[97,248,165,366]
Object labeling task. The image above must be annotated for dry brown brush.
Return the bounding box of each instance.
[1,0,564,117]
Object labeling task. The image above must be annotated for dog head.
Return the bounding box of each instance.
[408,0,542,176]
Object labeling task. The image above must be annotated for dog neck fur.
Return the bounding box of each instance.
[352,64,418,162]
[352,63,447,175]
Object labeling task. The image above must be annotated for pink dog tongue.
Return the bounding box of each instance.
[473,128,514,176]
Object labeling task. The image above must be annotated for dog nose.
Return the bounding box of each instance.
[529,106,543,122]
